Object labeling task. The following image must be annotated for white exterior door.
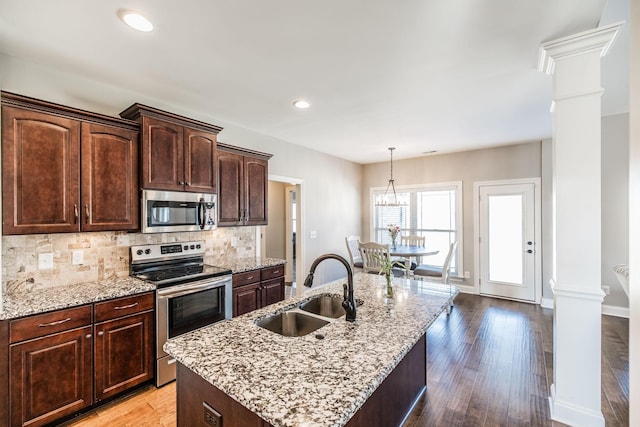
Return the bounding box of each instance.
[478,182,537,302]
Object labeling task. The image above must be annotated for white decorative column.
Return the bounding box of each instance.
[538,22,623,427]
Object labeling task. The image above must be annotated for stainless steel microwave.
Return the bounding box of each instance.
[141,190,216,233]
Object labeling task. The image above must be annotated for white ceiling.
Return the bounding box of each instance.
[0,0,629,164]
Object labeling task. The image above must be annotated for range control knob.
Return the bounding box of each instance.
[136,249,143,256]
[196,244,201,249]
[190,245,195,250]
[183,245,189,251]
[144,249,151,255]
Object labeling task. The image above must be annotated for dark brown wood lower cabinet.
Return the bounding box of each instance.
[94,311,154,402]
[10,326,93,427]
[232,267,285,317]
[176,334,427,427]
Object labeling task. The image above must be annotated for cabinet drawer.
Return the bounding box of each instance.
[233,270,260,288]
[94,292,155,322]
[261,265,285,281]
[10,305,92,343]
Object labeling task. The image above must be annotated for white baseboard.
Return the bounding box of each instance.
[601,304,630,318]
[541,297,554,309]
[454,284,476,294]
[539,298,629,318]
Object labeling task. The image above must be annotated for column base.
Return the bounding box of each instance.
[549,384,605,427]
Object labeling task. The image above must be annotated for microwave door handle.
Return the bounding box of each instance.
[198,199,205,230]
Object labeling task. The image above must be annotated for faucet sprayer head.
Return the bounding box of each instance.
[303,272,315,288]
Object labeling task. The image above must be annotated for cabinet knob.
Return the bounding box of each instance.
[178,181,185,185]
[185,182,191,186]
[86,334,92,339]
[97,331,104,336]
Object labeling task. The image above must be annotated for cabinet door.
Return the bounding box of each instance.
[184,128,217,193]
[217,150,244,226]
[10,326,93,427]
[94,311,154,402]
[2,106,81,234]
[141,116,184,191]
[244,156,268,226]
[261,277,285,308]
[81,123,139,231]
[233,283,261,317]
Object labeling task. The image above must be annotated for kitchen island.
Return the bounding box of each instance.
[164,272,457,427]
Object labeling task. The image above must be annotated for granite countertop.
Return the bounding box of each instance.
[164,272,458,427]
[0,276,155,321]
[218,257,286,274]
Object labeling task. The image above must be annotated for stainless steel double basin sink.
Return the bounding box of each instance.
[255,294,363,337]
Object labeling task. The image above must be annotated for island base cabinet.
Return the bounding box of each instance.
[175,334,427,427]
[10,326,93,427]
[177,363,272,427]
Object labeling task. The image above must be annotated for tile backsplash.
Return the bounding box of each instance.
[2,227,257,294]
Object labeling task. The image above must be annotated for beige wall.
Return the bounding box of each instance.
[265,181,286,260]
[362,142,543,290]
[0,54,363,287]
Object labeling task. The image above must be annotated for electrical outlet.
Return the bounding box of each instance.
[203,402,222,427]
[464,271,470,279]
[310,230,318,239]
[602,285,610,295]
[231,237,238,247]
[38,253,53,270]
[72,250,84,265]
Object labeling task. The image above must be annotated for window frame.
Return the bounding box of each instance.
[369,181,464,278]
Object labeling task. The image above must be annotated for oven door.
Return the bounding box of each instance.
[156,275,231,386]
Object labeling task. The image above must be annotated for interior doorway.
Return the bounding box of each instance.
[263,175,304,297]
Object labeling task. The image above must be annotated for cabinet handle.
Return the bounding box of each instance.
[84,204,90,224]
[86,334,92,339]
[273,270,280,275]
[178,181,185,185]
[114,302,138,310]
[73,204,79,224]
[38,317,71,327]
[97,331,104,336]
[186,182,191,186]
[247,275,254,280]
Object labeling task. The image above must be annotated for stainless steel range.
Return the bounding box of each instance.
[130,240,232,387]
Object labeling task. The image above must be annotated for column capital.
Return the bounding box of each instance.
[538,21,624,75]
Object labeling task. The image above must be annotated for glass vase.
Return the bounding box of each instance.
[385,274,394,298]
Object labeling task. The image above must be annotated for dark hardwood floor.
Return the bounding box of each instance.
[66,293,629,427]
[405,293,629,427]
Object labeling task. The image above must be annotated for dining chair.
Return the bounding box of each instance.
[400,235,425,267]
[345,235,363,269]
[358,242,405,277]
[414,241,457,313]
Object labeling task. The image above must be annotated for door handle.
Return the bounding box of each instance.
[526,249,535,254]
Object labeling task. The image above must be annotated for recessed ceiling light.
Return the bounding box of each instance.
[293,100,310,109]
[118,10,154,32]
[422,150,438,155]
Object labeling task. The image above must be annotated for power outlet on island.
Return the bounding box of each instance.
[464,271,471,279]
[203,402,222,427]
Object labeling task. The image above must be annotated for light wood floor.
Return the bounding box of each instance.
[64,293,629,427]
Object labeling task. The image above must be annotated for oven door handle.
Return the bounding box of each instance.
[156,279,230,298]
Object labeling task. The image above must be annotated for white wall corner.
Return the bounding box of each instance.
[549,384,605,427]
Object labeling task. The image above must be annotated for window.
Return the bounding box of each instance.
[371,181,463,276]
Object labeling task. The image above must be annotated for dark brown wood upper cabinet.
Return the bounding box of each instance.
[1,92,139,235]
[120,104,222,193]
[81,123,139,231]
[217,143,271,227]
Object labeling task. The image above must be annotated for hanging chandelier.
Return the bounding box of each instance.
[375,147,408,206]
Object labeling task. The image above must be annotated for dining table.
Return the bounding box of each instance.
[389,244,439,275]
